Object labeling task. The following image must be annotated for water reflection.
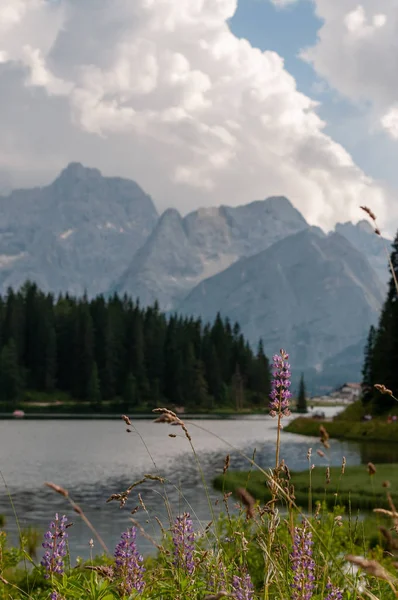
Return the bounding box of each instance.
[0,417,396,558]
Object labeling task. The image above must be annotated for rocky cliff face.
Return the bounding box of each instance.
[335,219,391,287]
[0,163,158,296]
[177,228,384,382]
[0,163,388,390]
[114,196,309,308]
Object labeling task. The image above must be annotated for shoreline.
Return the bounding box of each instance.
[285,416,398,443]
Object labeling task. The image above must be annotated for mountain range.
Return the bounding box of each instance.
[0,163,392,392]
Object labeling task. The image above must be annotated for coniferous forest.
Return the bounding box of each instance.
[361,228,398,413]
[0,282,271,411]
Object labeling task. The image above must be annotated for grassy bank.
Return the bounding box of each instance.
[214,464,398,510]
[285,414,398,442]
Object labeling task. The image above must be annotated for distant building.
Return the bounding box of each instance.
[309,382,361,406]
[330,382,361,403]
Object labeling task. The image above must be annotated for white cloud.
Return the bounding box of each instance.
[0,0,389,231]
[301,1,398,146]
[269,0,299,7]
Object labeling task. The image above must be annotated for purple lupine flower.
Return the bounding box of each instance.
[325,580,343,600]
[172,512,195,575]
[114,526,145,595]
[232,573,254,600]
[41,514,68,579]
[290,520,315,600]
[50,592,64,600]
[269,349,291,418]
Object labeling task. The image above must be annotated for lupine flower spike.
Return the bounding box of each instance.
[41,514,68,579]
[172,512,195,575]
[232,573,254,600]
[269,349,292,419]
[114,526,145,595]
[290,520,315,600]
[325,580,343,600]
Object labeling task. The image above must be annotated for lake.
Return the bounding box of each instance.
[1,411,397,560]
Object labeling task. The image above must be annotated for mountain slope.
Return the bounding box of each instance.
[114,196,309,308]
[0,163,158,295]
[335,220,391,287]
[177,228,384,382]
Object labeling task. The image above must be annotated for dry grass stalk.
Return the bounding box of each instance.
[360,206,377,222]
[367,462,377,476]
[85,565,114,580]
[44,482,69,497]
[223,454,231,475]
[129,517,168,554]
[374,508,398,518]
[374,384,394,397]
[44,481,109,555]
[345,554,397,586]
[326,467,331,485]
[121,415,132,426]
[152,408,192,441]
[319,425,330,449]
[316,449,325,457]
[107,474,164,508]
[236,487,256,519]
[342,456,346,475]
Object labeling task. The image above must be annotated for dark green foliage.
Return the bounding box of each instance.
[361,230,398,412]
[87,362,102,409]
[361,325,376,405]
[296,373,307,413]
[0,282,271,411]
[0,338,23,403]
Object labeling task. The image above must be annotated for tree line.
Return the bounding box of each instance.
[0,282,271,411]
[361,229,398,413]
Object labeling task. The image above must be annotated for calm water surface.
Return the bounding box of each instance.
[0,411,396,559]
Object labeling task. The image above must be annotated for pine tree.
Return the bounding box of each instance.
[123,372,137,412]
[297,373,307,414]
[0,338,22,403]
[370,229,398,411]
[88,362,102,409]
[361,325,376,405]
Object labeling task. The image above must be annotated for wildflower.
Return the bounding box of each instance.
[114,526,145,595]
[41,514,68,579]
[325,580,343,600]
[290,520,315,600]
[232,573,254,600]
[172,512,195,574]
[269,349,291,418]
[50,592,64,600]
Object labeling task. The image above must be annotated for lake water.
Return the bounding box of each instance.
[1,411,397,560]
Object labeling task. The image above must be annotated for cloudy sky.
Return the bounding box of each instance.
[1,0,397,233]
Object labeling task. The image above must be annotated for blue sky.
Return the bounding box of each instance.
[230,0,397,195]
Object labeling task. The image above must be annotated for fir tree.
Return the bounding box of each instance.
[297,373,307,414]
[123,372,137,412]
[361,325,376,405]
[0,338,22,403]
[370,229,398,411]
[88,362,102,409]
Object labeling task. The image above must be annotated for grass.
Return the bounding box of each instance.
[285,414,398,442]
[3,407,398,599]
[214,464,398,510]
